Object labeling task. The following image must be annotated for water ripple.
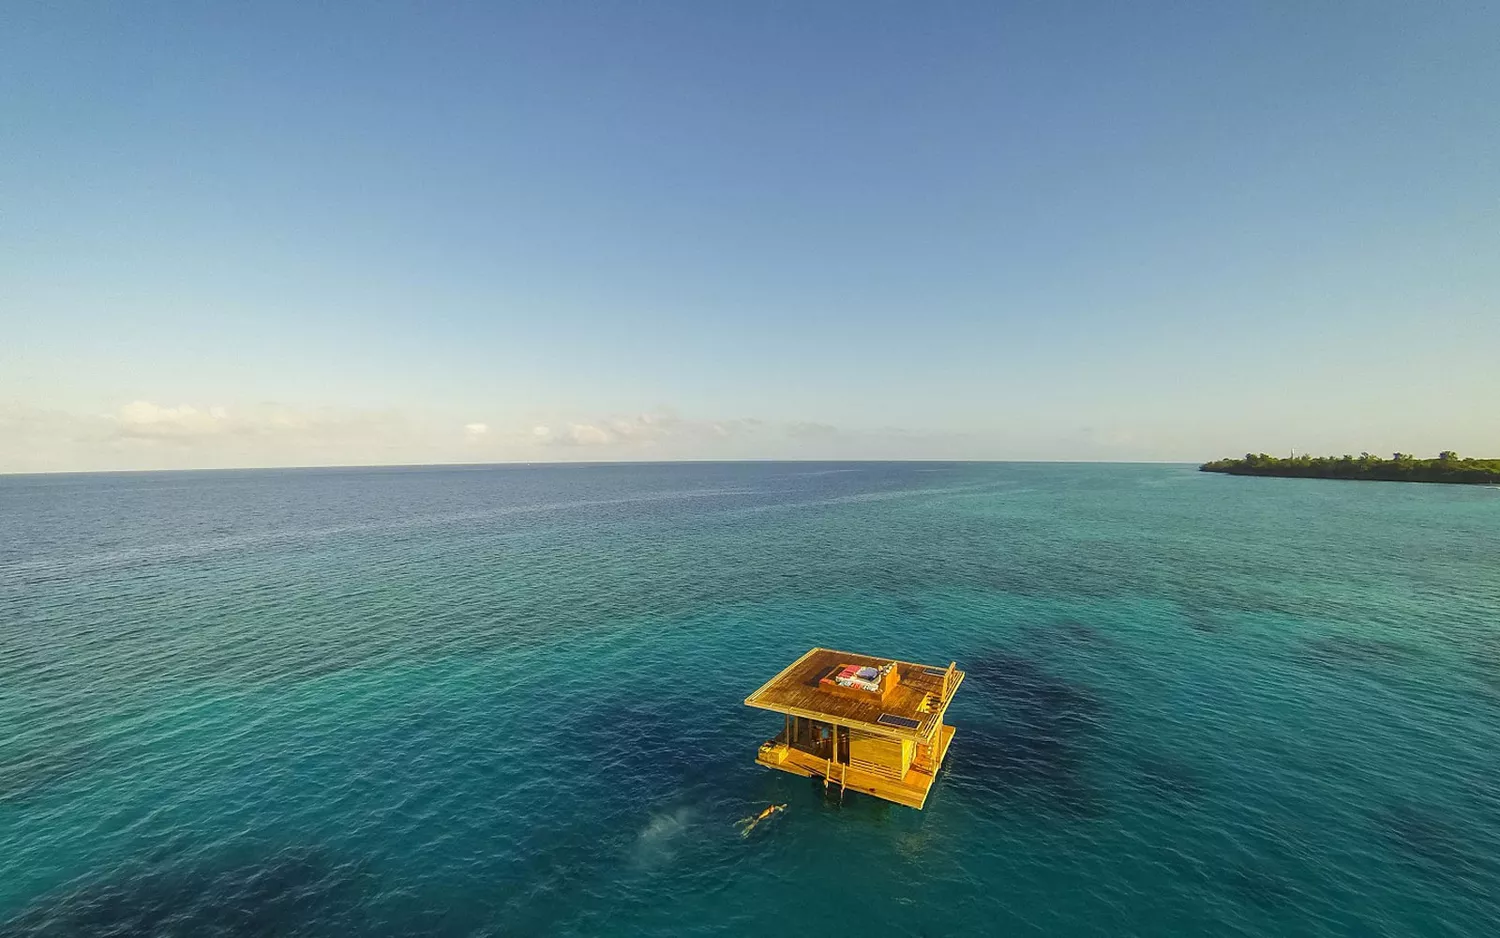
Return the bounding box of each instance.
[3,462,1499,936]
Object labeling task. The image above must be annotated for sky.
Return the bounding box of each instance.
[2,2,1497,471]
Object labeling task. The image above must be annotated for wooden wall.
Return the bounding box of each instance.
[847,728,912,780]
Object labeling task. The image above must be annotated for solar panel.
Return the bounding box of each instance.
[876,713,921,730]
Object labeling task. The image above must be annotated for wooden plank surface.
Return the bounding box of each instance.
[744,647,965,740]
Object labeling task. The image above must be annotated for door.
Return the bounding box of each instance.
[791,717,833,758]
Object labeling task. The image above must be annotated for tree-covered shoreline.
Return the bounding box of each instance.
[1200,452,1500,484]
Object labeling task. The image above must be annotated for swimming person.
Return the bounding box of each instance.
[735,803,787,837]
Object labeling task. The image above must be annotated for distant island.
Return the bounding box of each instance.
[1200,452,1500,485]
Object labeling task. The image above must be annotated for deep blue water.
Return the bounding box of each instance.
[3,462,1499,936]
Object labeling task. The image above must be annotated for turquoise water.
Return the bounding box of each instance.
[3,462,1499,936]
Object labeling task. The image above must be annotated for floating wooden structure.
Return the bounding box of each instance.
[744,647,965,809]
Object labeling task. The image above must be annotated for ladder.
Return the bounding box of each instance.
[823,759,848,799]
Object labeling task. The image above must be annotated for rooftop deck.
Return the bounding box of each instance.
[743,647,965,742]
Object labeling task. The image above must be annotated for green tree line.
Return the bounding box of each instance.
[1200,451,1500,484]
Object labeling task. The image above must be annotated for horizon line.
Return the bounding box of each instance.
[0,457,1204,478]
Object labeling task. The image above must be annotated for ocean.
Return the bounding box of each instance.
[2,462,1498,936]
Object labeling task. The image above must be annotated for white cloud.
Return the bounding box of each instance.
[566,423,614,446]
[116,401,231,439]
[0,400,974,472]
[82,404,788,459]
[107,400,341,441]
[786,421,839,440]
[531,413,770,449]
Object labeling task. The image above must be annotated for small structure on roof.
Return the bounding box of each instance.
[744,647,965,809]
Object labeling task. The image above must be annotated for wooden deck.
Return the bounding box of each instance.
[756,723,957,809]
[743,647,965,742]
